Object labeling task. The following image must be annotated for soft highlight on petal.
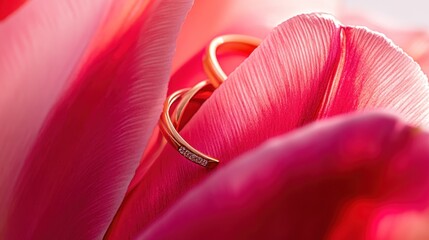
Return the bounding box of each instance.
[2,0,193,239]
[0,0,114,230]
[84,0,151,62]
[140,113,429,239]
[376,210,429,239]
[340,12,429,76]
[320,26,429,125]
[173,0,340,72]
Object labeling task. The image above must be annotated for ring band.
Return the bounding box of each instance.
[160,35,261,168]
[159,81,219,168]
[203,34,261,88]
[172,80,215,132]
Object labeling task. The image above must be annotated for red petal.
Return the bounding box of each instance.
[2,0,192,239]
[140,113,429,239]
[0,0,27,20]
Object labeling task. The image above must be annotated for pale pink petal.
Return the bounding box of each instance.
[140,112,429,239]
[340,12,429,76]
[173,0,340,72]
[0,0,114,226]
[1,0,192,239]
[113,13,429,238]
[319,26,429,125]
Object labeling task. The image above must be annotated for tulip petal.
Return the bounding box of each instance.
[340,12,429,76]
[85,0,152,62]
[320,26,429,124]
[1,0,192,239]
[0,0,114,227]
[111,13,429,238]
[140,112,429,239]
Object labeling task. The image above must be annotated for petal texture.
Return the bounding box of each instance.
[340,12,429,76]
[320,26,429,123]
[0,0,114,227]
[1,0,192,239]
[141,112,429,239]
[112,13,429,238]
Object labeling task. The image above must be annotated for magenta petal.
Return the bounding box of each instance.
[1,0,192,239]
[141,112,429,239]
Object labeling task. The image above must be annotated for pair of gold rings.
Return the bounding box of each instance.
[159,34,261,168]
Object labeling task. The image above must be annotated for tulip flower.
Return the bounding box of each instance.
[1,1,429,240]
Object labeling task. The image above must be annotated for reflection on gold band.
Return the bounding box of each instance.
[203,34,261,87]
[159,85,219,168]
[159,35,261,168]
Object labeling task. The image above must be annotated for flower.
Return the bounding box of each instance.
[1,0,429,239]
[108,12,429,239]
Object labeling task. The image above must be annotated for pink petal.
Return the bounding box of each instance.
[85,0,152,63]
[173,0,340,72]
[320,26,429,123]
[0,0,114,224]
[140,112,429,239]
[340,12,429,76]
[111,13,429,238]
[1,0,192,239]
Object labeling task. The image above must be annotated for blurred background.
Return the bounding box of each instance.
[344,0,429,27]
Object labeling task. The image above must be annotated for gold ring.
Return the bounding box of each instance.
[203,34,261,88]
[159,81,219,168]
[172,80,215,132]
[160,35,261,168]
